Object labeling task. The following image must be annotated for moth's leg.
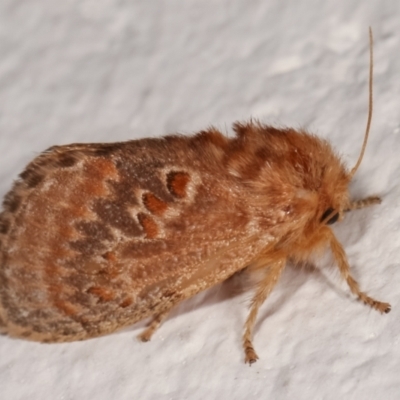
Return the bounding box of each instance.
[138,309,172,342]
[243,259,285,364]
[346,196,381,211]
[329,233,391,313]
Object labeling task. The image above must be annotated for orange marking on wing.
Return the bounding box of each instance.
[101,251,117,263]
[142,192,168,215]
[79,158,120,197]
[87,286,116,302]
[105,266,123,279]
[86,158,119,180]
[54,299,79,316]
[137,213,159,239]
[167,171,190,198]
[119,297,133,308]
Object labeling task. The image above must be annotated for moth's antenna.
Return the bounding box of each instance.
[349,27,374,179]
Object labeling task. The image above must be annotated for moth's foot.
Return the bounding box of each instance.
[244,340,259,365]
[138,329,153,342]
[361,296,391,314]
[372,301,391,314]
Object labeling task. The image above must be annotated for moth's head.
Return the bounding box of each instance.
[282,133,369,261]
[287,133,352,232]
[316,154,350,228]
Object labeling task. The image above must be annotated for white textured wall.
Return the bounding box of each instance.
[1,1,399,399]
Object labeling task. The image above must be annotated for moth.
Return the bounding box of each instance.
[0,29,390,364]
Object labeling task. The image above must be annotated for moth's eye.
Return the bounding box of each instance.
[320,208,339,225]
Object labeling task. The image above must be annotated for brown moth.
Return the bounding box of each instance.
[0,29,390,364]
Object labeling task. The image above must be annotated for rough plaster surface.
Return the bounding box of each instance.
[0,1,399,399]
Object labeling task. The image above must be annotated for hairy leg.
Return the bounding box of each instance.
[329,231,391,313]
[243,258,286,364]
[138,308,174,342]
[346,196,381,211]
